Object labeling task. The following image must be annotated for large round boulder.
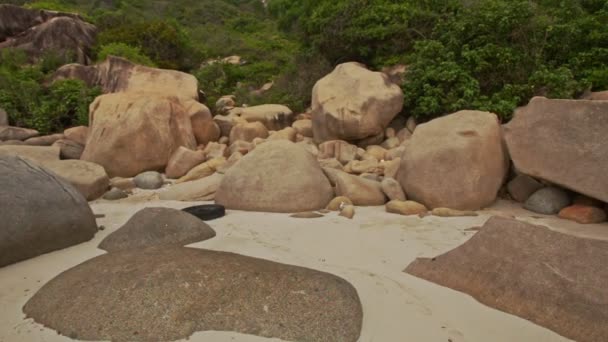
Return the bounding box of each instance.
[312,62,404,144]
[81,93,196,177]
[215,140,334,212]
[0,155,97,267]
[398,110,508,210]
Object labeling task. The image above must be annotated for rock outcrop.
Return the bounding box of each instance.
[405,216,608,342]
[0,155,97,267]
[323,168,386,206]
[228,104,294,131]
[215,140,334,212]
[312,62,403,143]
[398,110,508,210]
[504,97,608,203]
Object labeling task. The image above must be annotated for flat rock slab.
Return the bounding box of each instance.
[24,247,363,342]
[405,216,608,342]
[98,207,216,252]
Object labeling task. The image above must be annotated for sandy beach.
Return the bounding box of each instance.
[3,195,604,342]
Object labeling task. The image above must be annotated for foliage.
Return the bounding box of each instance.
[0,49,100,134]
[97,42,156,67]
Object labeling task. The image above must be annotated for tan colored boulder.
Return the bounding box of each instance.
[398,110,508,210]
[349,159,383,174]
[381,177,406,201]
[323,168,386,206]
[230,122,269,144]
[228,140,254,156]
[216,151,243,174]
[214,115,238,137]
[318,158,344,171]
[53,56,199,100]
[366,145,387,161]
[356,132,386,149]
[339,205,355,219]
[43,160,109,200]
[81,93,196,177]
[327,196,354,211]
[318,140,358,164]
[0,126,39,141]
[0,145,59,164]
[184,100,220,145]
[504,97,608,203]
[203,142,228,159]
[215,140,334,213]
[176,157,226,184]
[386,146,405,161]
[229,104,294,130]
[110,177,135,191]
[24,134,64,146]
[215,95,236,114]
[385,127,396,138]
[558,205,607,224]
[383,158,401,179]
[312,62,403,143]
[63,126,88,145]
[268,127,297,142]
[381,137,401,150]
[386,200,428,216]
[165,147,206,179]
[292,119,313,138]
[160,173,224,201]
[396,128,412,143]
[297,140,320,157]
[52,139,84,159]
[432,208,479,217]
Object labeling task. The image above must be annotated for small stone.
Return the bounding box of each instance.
[406,116,417,133]
[327,196,353,211]
[558,205,607,224]
[524,187,571,215]
[431,208,479,217]
[103,188,129,201]
[507,175,544,203]
[381,177,406,201]
[290,212,324,219]
[386,200,428,216]
[110,177,135,191]
[339,205,355,219]
[381,137,400,150]
[133,171,164,190]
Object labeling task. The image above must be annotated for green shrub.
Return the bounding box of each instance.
[97,42,156,67]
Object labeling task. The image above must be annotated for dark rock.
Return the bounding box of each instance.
[405,216,608,342]
[0,155,97,267]
[507,174,543,202]
[24,247,363,342]
[98,207,215,252]
[181,204,226,221]
[52,139,84,159]
[102,188,128,201]
[524,187,571,215]
[133,171,164,190]
[0,126,39,141]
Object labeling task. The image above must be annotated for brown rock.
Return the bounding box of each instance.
[53,56,199,100]
[405,216,608,342]
[312,62,403,143]
[396,128,412,143]
[350,159,383,174]
[323,168,386,206]
[228,140,254,156]
[165,147,206,179]
[81,93,196,177]
[216,152,242,174]
[63,126,88,145]
[0,145,59,164]
[383,158,401,179]
[366,145,387,161]
[318,158,344,171]
[356,132,385,149]
[43,160,109,200]
[24,133,64,146]
[52,139,84,159]
[504,97,608,203]
[216,141,334,213]
[110,177,135,191]
[229,104,294,130]
[292,119,313,137]
[318,140,358,164]
[381,137,401,150]
[381,177,406,201]
[160,173,224,201]
[203,142,228,159]
[176,157,226,184]
[386,200,428,216]
[339,205,356,219]
[406,116,417,133]
[268,127,297,142]
[385,146,405,161]
[327,196,354,211]
[581,90,608,101]
[185,101,220,145]
[431,208,478,217]
[398,110,508,210]
[24,247,362,342]
[0,126,39,141]
[558,205,607,224]
[229,122,269,144]
[507,174,544,203]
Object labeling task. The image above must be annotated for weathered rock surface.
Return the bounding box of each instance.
[504,97,608,202]
[229,104,294,130]
[216,140,334,213]
[524,187,571,215]
[24,133,64,146]
[405,216,608,342]
[43,160,109,200]
[0,126,39,141]
[0,155,97,267]
[324,168,386,206]
[81,93,196,177]
[398,110,508,210]
[177,157,225,184]
[165,147,206,179]
[293,119,313,137]
[63,126,88,145]
[318,140,358,164]
[381,177,406,201]
[185,100,220,145]
[312,62,404,143]
[98,208,216,252]
[229,122,269,144]
[160,173,224,202]
[53,56,199,100]
[0,145,59,164]
[24,247,363,342]
[52,139,84,159]
[0,5,96,64]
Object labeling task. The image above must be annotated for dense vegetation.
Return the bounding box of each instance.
[1,0,607,132]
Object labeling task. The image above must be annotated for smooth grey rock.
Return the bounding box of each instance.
[102,188,128,201]
[133,171,164,190]
[524,187,571,215]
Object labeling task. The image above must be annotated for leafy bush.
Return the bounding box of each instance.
[97,42,156,67]
[0,49,100,134]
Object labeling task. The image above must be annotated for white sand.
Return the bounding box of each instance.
[2,196,604,342]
